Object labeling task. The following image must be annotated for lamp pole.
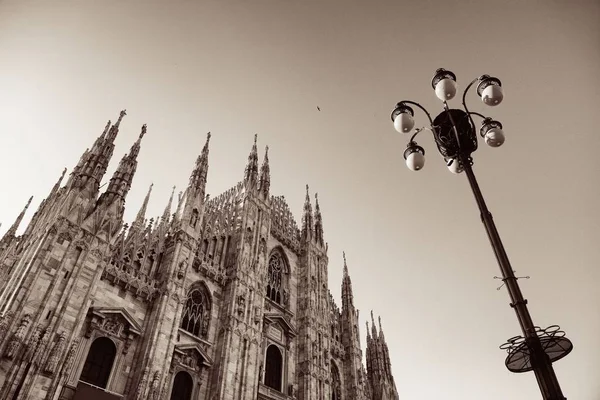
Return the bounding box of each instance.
[391,69,572,400]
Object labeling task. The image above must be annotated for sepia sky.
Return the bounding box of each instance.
[1,0,599,398]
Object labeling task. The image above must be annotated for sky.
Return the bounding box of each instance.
[0,0,599,398]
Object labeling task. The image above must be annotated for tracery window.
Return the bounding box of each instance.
[170,371,193,400]
[80,337,117,389]
[266,252,285,304]
[180,286,211,338]
[264,345,283,391]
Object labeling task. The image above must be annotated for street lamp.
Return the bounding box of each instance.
[391,69,573,400]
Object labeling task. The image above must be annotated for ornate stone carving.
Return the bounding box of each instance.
[150,371,161,400]
[44,331,66,374]
[4,313,31,359]
[135,367,150,400]
[62,339,79,377]
[177,256,189,280]
[100,318,124,337]
[0,311,14,343]
[236,291,246,317]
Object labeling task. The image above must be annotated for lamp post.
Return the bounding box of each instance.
[391,69,573,400]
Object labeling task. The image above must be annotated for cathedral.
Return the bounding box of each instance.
[0,110,398,400]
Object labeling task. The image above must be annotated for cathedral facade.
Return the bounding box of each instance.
[0,111,398,400]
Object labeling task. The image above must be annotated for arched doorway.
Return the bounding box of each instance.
[264,345,283,391]
[79,337,117,389]
[331,362,342,400]
[170,371,194,400]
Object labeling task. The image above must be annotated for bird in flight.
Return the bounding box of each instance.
[317,106,321,111]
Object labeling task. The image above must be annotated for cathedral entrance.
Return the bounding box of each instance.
[170,371,194,400]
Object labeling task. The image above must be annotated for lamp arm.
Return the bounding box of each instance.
[401,100,434,126]
[468,111,486,120]
[461,75,489,140]
[409,127,428,143]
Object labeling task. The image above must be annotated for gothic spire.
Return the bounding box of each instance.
[0,196,32,244]
[258,145,270,198]
[50,168,67,197]
[370,310,378,338]
[341,251,355,312]
[132,183,153,231]
[314,192,324,246]
[105,109,127,142]
[100,124,147,204]
[161,186,176,224]
[244,134,259,188]
[188,132,211,194]
[68,110,127,192]
[301,184,313,242]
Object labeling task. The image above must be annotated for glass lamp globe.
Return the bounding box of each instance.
[446,158,464,174]
[435,78,458,101]
[404,143,425,172]
[484,128,505,147]
[480,118,505,148]
[406,151,425,171]
[394,112,415,134]
[477,76,504,106]
[481,85,504,106]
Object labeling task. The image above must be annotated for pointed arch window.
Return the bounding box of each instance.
[264,345,283,391]
[181,286,211,338]
[170,371,193,400]
[80,337,117,389]
[266,252,286,305]
[190,209,199,228]
[331,363,342,400]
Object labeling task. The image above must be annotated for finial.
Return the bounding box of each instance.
[371,310,376,325]
[254,133,258,144]
[206,131,211,141]
[378,315,383,331]
[140,124,147,139]
[119,109,127,120]
[264,145,269,155]
[343,251,346,264]
[315,192,318,201]
[102,120,111,135]
[26,196,33,208]
[306,184,309,195]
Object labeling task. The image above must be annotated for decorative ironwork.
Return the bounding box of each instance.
[431,68,457,89]
[432,109,478,159]
[390,69,569,400]
[500,326,573,373]
[390,102,414,123]
[476,75,502,97]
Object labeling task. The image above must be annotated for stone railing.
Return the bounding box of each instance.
[193,257,227,286]
[101,263,159,300]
